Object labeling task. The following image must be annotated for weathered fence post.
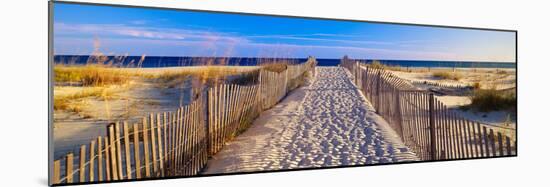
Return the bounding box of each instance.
[353,61,359,86]
[356,61,363,89]
[204,89,211,157]
[429,93,437,160]
[284,67,289,94]
[258,70,264,110]
[257,70,262,113]
[395,90,405,141]
[376,70,381,112]
[365,66,369,91]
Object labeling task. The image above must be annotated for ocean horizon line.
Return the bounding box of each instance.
[53,55,516,64]
[53,55,517,68]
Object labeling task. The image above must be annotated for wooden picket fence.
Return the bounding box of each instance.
[259,70,288,110]
[207,84,262,155]
[52,95,208,184]
[341,59,516,161]
[259,58,317,110]
[51,57,317,185]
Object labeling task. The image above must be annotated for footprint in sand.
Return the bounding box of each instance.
[202,67,419,174]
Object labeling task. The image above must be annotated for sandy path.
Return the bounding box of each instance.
[202,67,418,174]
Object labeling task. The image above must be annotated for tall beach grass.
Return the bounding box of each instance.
[468,88,516,112]
[432,71,463,81]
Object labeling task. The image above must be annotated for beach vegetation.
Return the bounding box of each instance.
[472,82,481,89]
[366,60,403,71]
[54,87,116,112]
[155,66,258,89]
[230,71,260,85]
[54,65,133,86]
[260,60,292,73]
[156,66,251,81]
[468,88,516,112]
[261,63,287,73]
[432,71,462,81]
[54,39,144,87]
[369,60,384,69]
[496,69,509,75]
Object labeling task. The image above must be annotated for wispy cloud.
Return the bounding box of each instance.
[246,34,433,47]
[54,23,249,42]
[247,34,393,45]
[54,31,457,60]
[53,23,501,61]
[129,20,147,25]
[240,42,460,60]
[310,33,364,38]
[54,23,444,57]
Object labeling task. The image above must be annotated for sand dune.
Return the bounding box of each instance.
[203,67,418,174]
[390,68,516,90]
[53,65,259,157]
[388,68,516,128]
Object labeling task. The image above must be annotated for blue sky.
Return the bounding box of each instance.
[54,3,516,62]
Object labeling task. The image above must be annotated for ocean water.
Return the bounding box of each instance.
[54,55,516,69]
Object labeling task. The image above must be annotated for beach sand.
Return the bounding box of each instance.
[202,67,418,174]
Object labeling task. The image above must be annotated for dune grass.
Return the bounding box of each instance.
[54,87,116,113]
[54,65,133,86]
[258,59,299,73]
[468,88,516,112]
[261,63,288,73]
[230,71,260,85]
[432,71,462,81]
[368,60,385,69]
[364,60,403,71]
[154,66,259,89]
[496,69,510,75]
[54,43,297,117]
[156,66,252,81]
[54,65,261,112]
[471,82,482,89]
